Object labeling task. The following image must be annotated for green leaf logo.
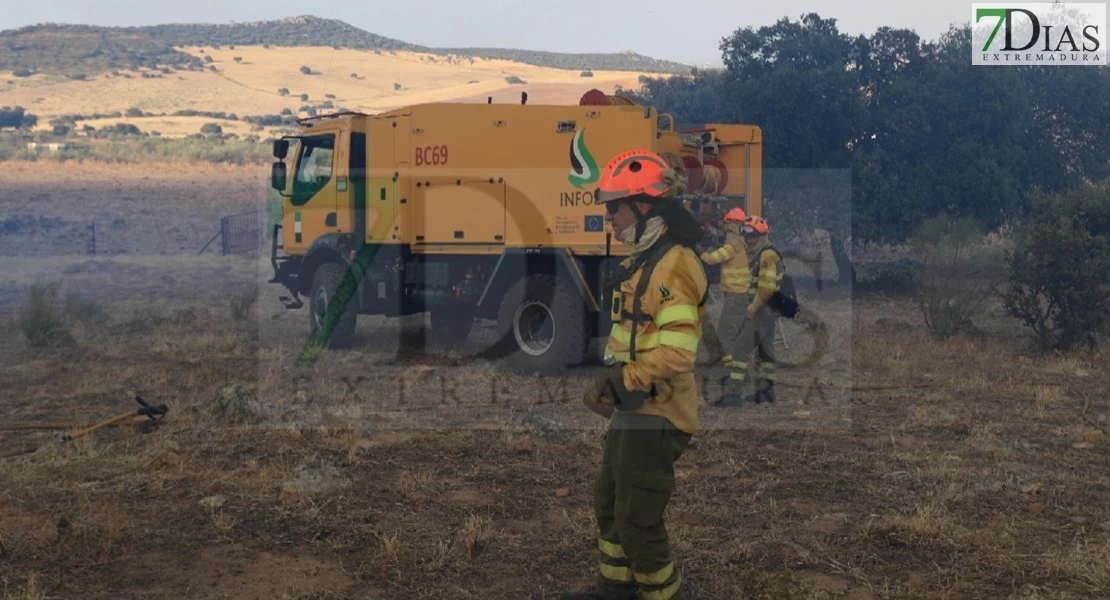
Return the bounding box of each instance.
[568,128,599,189]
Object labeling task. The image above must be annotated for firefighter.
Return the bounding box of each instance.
[718,215,783,406]
[698,207,751,370]
[569,149,708,600]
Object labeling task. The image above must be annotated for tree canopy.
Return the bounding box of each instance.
[629,13,1110,257]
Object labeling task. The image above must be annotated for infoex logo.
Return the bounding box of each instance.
[972,3,1106,65]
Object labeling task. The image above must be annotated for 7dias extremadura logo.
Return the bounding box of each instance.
[972,3,1106,65]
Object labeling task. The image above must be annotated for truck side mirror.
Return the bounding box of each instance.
[271,161,287,192]
[273,139,289,159]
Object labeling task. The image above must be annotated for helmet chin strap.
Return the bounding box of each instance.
[627,200,664,245]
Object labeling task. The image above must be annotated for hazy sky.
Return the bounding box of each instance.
[3,1,984,66]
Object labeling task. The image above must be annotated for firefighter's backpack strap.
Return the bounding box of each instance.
[627,241,678,361]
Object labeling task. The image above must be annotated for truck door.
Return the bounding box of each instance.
[286,132,339,251]
[365,117,408,244]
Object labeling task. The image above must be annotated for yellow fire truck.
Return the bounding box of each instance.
[268,89,762,373]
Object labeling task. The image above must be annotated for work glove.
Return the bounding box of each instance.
[604,363,651,412]
[582,372,616,419]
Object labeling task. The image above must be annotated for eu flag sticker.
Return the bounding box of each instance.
[585,214,604,232]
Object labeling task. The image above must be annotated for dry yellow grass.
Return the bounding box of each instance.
[0,46,663,138]
[2,163,1110,599]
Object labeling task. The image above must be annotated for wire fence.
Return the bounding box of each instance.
[219,210,264,255]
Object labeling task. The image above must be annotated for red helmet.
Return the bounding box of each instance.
[595,149,675,205]
[742,216,770,235]
[723,207,747,223]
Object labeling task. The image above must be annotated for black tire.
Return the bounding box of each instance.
[496,274,587,374]
[308,263,357,349]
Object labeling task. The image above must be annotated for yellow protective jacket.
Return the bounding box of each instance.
[700,231,751,293]
[746,238,785,316]
[604,242,708,435]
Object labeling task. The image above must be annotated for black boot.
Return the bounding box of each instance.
[747,381,775,404]
[759,381,776,404]
[710,371,749,408]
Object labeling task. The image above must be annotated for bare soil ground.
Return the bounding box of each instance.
[1,162,1108,600]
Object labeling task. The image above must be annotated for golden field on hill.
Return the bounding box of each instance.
[0,46,661,138]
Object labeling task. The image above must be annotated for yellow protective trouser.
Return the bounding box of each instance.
[699,293,748,365]
[715,293,750,356]
[699,317,726,365]
[594,413,690,600]
[725,314,777,396]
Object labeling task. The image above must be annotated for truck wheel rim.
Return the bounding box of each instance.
[313,288,328,329]
[514,301,554,356]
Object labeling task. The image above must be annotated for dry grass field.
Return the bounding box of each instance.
[0,46,659,139]
[1,161,1108,600]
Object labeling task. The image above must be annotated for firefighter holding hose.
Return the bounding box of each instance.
[569,149,708,600]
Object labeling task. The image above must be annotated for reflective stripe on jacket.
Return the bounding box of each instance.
[604,243,708,435]
[747,240,784,315]
[700,231,751,294]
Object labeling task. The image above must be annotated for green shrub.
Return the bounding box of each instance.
[230,286,258,321]
[1003,184,1110,350]
[19,281,67,346]
[910,215,1002,340]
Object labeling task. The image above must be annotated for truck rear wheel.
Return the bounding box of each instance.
[309,263,358,349]
[497,274,587,373]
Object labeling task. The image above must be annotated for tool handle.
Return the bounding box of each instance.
[61,411,139,442]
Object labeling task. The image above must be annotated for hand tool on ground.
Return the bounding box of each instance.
[58,395,168,442]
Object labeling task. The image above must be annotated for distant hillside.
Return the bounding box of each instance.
[0,24,204,76]
[0,16,692,76]
[431,47,691,74]
[141,16,419,52]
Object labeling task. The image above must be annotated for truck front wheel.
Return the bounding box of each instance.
[308,263,358,348]
[496,274,587,373]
